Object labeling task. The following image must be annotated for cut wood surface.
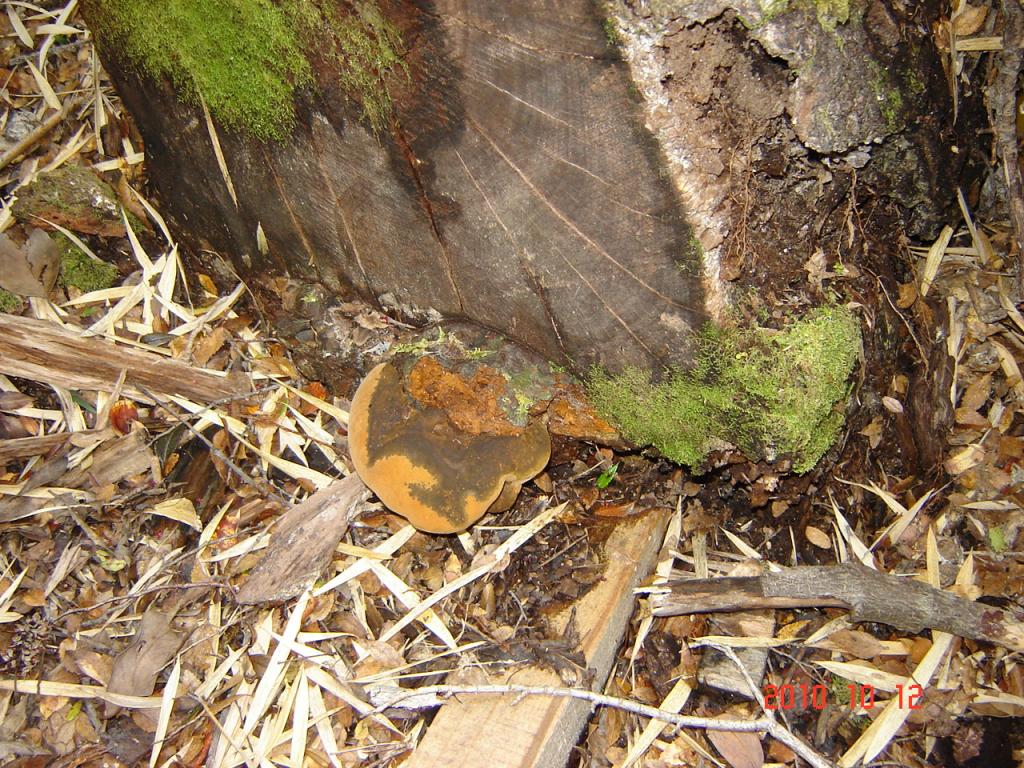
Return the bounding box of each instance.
[404,509,670,768]
[653,562,1024,652]
[83,0,706,375]
[698,610,774,698]
[0,313,250,403]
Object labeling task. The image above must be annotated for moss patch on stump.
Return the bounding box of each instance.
[588,305,861,472]
[91,0,406,140]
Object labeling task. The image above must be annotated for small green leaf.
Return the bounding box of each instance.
[596,463,619,489]
[96,550,127,572]
[989,525,1007,553]
[71,392,96,414]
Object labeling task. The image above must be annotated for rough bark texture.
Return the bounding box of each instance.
[80,0,968,390]
[607,0,965,316]
[654,563,1024,652]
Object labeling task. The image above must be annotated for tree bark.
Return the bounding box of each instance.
[80,0,967,379]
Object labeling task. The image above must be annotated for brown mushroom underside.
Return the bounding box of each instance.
[348,363,551,534]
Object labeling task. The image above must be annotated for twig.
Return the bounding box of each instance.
[374,683,836,768]
[57,581,230,620]
[870,271,929,374]
[0,100,74,171]
[653,563,1024,651]
[10,40,88,66]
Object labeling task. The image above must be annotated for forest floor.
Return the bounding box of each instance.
[0,3,1022,768]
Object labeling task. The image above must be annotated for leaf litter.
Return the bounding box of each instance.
[0,2,1020,768]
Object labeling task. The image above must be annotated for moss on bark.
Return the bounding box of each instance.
[588,305,862,471]
[89,0,406,140]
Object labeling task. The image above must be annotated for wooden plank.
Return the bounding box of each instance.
[0,314,249,403]
[405,509,670,768]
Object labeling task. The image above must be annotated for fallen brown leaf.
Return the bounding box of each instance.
[105,608,186,716]
[0,228,58,298]
[707,726,764,768]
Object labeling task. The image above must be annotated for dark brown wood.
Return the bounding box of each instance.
[653,563,1024,652]
[0,314,251,403]
[994,0,1024,290]
[80,0,965,391]
[235,473,371,604]
[82,0,707,376]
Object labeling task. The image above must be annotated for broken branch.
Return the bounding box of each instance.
[652,562,1024,652]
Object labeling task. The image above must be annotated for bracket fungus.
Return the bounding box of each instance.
[348,362,551,534]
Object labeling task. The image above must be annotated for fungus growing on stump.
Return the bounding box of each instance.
[348,362,551,534]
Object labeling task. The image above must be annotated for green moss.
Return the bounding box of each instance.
[903,48,928,96]
[93,0,410,138]
[0,288,23,313]
[503,368,553,426]
[811,0,850,31]
[57,235,119,293]
[292,0,406,134]
[758,0,791,21]
[588,305,861,472]
[868,61,905,132]
[754,0,852,29]
[602,16,621,48]
[391,327,450,356]
[814,105,837,143]
[94,0,313,140]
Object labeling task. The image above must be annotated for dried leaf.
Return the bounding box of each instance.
[945,444,985,475]
[805,525,832,549]
[192,326,230,367]
[882,396,904,414]
[804,249,829,290]
[818,629,886,659]
[954,409,991,428]
[148,498,201,530]
[106,608,185,715]
[896,282,917,309]
[990,340,1024,399]
[6,7,32,48]
[354,310,388,330]
[27,61,61,111]
[0,229,59,298]
[859,415,884,449]
[197,273,218,297]
[959,373,992,413]
[953,3,988,35]
[921,226,953,297]
[251,355,300,379]
[257,222,269,256]
[68,649,113,686]
[352,638,406,678]
[707,727,764,768]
